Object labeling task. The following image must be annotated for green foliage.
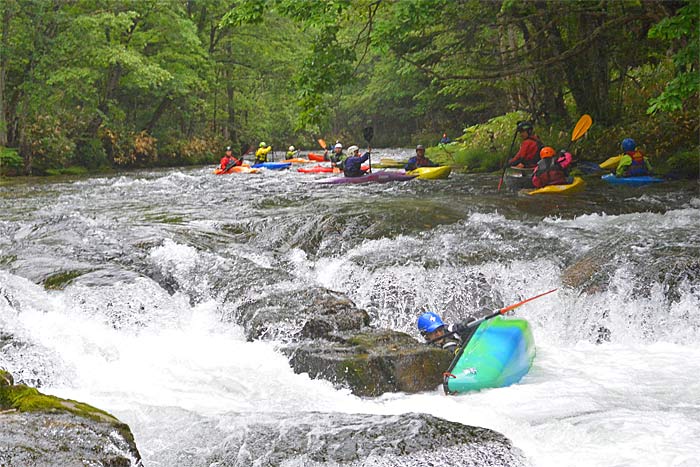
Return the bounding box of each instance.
[0,147,23,174]
[647,1,699,114]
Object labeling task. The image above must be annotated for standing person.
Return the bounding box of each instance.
[508,121,544,168]
[615,138,652,177]
[440,133,451,144]
[325,143,346,168]
[532,146,572,188]
[417,311,476,353]
[286,146,299,159]
[343,145,370,178]
[255,142,272,164]
[404,145,437,171]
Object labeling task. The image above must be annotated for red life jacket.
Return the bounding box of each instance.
[533,157,567,187]
[220,156,230,169]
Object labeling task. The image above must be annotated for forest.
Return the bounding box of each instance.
[0,0,697,177]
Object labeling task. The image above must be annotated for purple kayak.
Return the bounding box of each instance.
[318,171,416,185]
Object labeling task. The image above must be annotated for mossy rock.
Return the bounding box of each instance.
[285,329,454,397]
[0,372,141,463]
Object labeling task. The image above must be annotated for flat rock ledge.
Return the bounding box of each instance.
[0,369,142,467]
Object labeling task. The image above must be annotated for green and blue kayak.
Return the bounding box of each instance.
[443,316,535,394]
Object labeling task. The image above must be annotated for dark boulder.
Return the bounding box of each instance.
[230,287,370,341]
[284,328,454,397]
[204,411,525,467]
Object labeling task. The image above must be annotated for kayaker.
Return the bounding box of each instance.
[417,311,476,353]
[404,145,437,171]
[255,142,272,164]
[615,138,652,177]
[532,146,573,188]
[286,145,298,159]
[343,145,370,177]
[325,143,346,169]
[508,121,544,168]
[220,146,233,169]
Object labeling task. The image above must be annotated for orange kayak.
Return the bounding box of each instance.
[213,166,260,175]
[308,153,326,162]
[281,158,312,164]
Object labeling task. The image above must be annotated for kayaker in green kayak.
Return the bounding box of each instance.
[404,145,437,171]
[615,138,652,177]
[417,311,476,353]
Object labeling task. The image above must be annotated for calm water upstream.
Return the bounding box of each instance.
[1,149,699,466]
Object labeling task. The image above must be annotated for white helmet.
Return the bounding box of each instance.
[334,143,343,149]
[347,145,359,154]
[288,145,295,151]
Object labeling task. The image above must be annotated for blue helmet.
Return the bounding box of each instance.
[417,312,444,333]
[621,138,636,152]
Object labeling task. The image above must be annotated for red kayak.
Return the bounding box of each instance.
[308,153,326,162]
[298,165,336,173]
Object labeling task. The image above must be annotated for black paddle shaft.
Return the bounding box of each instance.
[363,126,373,173]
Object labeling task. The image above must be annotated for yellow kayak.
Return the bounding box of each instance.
[599,155,622,171]
[406,166,452,179]
[521,176,585,195]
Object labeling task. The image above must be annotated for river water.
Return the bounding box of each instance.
[1,151,699,466]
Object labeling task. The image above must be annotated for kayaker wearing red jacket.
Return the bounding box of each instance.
[417,311,476,353]
[220,147,234,169]
[532,146,572,188]
[509,121,544,168]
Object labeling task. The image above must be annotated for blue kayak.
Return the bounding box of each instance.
[601,174,664,186]
[252,162,292,170]
[443,316,535,394]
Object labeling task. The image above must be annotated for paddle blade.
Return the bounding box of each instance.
[571,114,592,141]
[363,126,374,143]
[318,138,327,150]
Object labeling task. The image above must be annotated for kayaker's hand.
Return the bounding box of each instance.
[453,322,470,335]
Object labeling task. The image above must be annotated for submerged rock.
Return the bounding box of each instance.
[0,369,142,467]
[204,411,525,467]
[284,328,453,397]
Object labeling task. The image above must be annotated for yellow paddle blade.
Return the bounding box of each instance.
[318,138,327,150]
[572,114,592,141]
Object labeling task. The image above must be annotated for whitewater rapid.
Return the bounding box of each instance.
[1,161,699,466]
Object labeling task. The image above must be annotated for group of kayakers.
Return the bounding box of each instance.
[506,120,652,188]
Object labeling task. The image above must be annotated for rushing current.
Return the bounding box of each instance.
[1,150,699,467]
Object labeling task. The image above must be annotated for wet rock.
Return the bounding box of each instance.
[283,329,454,397]
[204,411,524,467]
[231,287,370,341]
[561,240,621,293]
[0,369,142,467]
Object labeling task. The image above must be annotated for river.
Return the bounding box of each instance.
[1,151,699,466]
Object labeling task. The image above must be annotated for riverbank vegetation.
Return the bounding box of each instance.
[0,0,697,177]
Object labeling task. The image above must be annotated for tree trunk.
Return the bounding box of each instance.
[0,1,12,146]
[143,95,172,133]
